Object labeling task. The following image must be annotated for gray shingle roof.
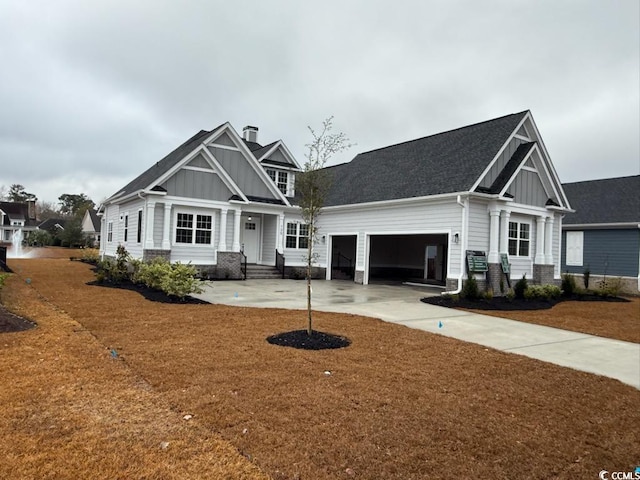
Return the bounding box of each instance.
[562,175,639,225]
[107,126,222,200]
[321,111,528,206]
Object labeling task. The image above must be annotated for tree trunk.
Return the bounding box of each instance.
[306,219,313,335]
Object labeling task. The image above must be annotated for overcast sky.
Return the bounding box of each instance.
[1,0,638,205]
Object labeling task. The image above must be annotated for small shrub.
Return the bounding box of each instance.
[597,277,623,298]
[505,288,515,302]
[134,257,172,290]
[0,273,9,289]
[461,276,480,300]
[483,288,494,301]
[95,246,131,284]
[160,262,204,300]
[543,284,562,299]
[499,278,505,295]
[583,268,591,289]
[561,274,577,297]
[81,248,100,264]
[514,275,528,300]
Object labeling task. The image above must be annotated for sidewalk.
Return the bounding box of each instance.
[194,279,640,389]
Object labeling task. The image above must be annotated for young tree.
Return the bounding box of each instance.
[298,117,353,335]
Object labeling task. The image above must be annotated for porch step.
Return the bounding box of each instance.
[245,264,283,280]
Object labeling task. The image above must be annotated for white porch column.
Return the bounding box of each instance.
[277,213,285,252]
[218,208,228,251]
[232,209,241,252]
[535,216,546,264]
[488,209,500,263]
[499,210,511,254]
[144,201,155,249]
[544,215,554,264]
[162,203,172,250]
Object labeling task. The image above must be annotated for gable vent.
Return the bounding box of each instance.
[243,125,259,143]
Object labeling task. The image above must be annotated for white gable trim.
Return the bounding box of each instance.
[199,147,249,203]
[256,140,303,170]
[499,144,554,200]
[521,113,571,209]
[470,113,529,193]
[209,143,240,152]
[203,124,291,206]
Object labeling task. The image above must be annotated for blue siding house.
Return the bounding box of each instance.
[561,175,639,294]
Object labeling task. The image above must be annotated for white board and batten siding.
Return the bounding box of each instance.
[208,147,276,200]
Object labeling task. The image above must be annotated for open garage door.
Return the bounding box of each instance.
[330,235,357,280]
[368,234,447,284]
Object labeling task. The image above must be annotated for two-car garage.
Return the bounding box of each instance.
[329,233,448,284]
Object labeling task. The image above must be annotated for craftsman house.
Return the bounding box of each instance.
[99,110,572,292]
[561,175,639,294]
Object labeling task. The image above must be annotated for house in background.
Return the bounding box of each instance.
[0,200,38,245]
[81,209,101,246]
[99,110,572,292]
[561,175,639,294]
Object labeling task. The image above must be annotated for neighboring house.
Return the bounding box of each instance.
[99,111,572,292]
[81,209,101,246]
[0,200,38,245]
[38,218,68,236]
[561,175,639,294]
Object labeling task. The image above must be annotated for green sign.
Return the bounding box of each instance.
[466,250,488,272]
[500,253,510,273]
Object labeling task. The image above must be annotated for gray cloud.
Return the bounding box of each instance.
[0,0,637,204]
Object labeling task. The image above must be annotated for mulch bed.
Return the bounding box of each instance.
[421,293,630,311]
[0,305,36,333]
[85,280,210,304]
[266,329,351,350]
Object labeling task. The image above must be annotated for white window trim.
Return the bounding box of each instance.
[285,222,309,249]
[173,211,214,247]
[266,168,294,197]
[107,222,113,243]
[136,209,143,244]
[508,220,531,257]
[123,213,129,243]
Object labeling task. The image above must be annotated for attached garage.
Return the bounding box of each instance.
[366,234,448,284]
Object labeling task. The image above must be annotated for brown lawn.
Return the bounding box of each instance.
[464,297,640,344]
[2,253,640,479]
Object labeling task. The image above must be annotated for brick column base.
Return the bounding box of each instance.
[216,252,243,280]
[533,264,556,286]
[143,249,171,261]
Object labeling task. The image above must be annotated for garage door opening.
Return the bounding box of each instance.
[368,234,447,285]
[330,235,356,280]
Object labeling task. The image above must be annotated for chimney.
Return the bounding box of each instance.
[242,125,259,143]
[27,200,36,221]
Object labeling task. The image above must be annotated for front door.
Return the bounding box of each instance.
[241,216,261,263]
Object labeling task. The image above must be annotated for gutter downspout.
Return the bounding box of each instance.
[443,194,468,295]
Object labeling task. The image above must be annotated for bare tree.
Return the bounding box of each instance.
[298,117,353,335]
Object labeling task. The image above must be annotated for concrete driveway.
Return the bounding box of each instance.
[194,279,640,389]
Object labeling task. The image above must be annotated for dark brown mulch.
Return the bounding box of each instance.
[421,294,630,311]
[266,330,351,350]
[85,280,210,304]
[0,305,36,333]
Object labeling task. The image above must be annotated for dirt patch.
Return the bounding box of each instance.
[4,257,640,480]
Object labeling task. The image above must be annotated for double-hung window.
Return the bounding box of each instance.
[508,221,530,257]
[286,222,309,249]
[266,168,289,195]
[107,222,113,242]
[136,210,143,243]
[176,213,213,245]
